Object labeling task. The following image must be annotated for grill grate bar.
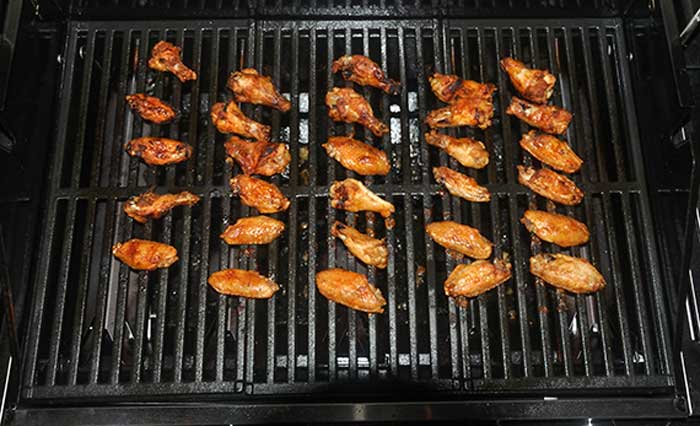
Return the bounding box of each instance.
[306,28,318,383]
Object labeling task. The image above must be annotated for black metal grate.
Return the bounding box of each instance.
[22,17,673,401]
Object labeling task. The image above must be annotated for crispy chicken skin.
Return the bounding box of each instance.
[227,68,291,112]
[433,166,490,202]
[125,94,176,124]
[500,58,556,104]
[424,131,489,169]
[329,178,395,218]
[530,253,605,294]
[112,239,178,271]
[425,96,494,130]
[316,268,387,313]
[521,210,589,247]
[220,216,285,245]
[444,258,512,298]
[506,96,572,135]
[517,165,583,206]
[425,221,493,259]
[322,136,391,176]
[211,101,271,142]
[332,55,400,95]
[124,191,200,223]
[208,269,280,299]
[331,221,388,269]
[125,137,193,166]
[428,72,496,104]
[148,41,197,82]
[230,175,290,214]
[326,87,389,137]
[519,130,582,174]
[224,136,290,176]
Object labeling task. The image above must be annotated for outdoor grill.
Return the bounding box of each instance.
[0,0,699,424]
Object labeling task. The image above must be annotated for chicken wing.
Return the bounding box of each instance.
[230,175,290,214]
[444,258,512,298]
[433,166,490,202]
[227,68,291,112]
[208,268,280,299]
[329,178,395,218]
[530,253,605,294]
[521,210,589,248]
[428,72,496,104]
[125,94,176,124]
[332,55,400,95]
[519,130,582,173]
[517,165,583,206]
[322,136,390,176]
[220,215,285,245]
[112,239,178,271]
[424,131,489,169]
[500,57,556,104]
[506,96,572,135]
[125,137,193,166]
[425,96,494,130]
[148,41,197,83]
[331,221,388,269]
[224,136,290,176]
[326,87,389,137]
[425,221,493,259]
[211,101,271,142]
[124,191,200,223]
[316,268,386,313]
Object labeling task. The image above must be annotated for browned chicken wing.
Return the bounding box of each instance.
[332,55,400,95]
[148,41,197,83]
[329,178,395,218]
[316,268,386,313]
[519,130,582,173]
[424,131,489,169]
[112,239,178,271]
[530,253,605,294]
[224,136,290,176]
[428,72,496,104]
[506,96,572,135]
[124,191,200,223]
[521,210,589,248]
[208,268,280,299]
[425,221,493,259]
[211,101,271,142]
[227,68,291,112]
[326,87,389,137]
[125,94,176,124]
[425,96,494,130]
[322,136,390,176]
[433,166,490,202]
[125,137,193,166]
[220,215,285,245]
[331,221,388,269]
[444,258,512,298]
[517,166,583,206]
[500,57,556,104]
[230,175,290,214]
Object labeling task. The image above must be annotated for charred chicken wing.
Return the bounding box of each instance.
[208,268,280,299]
[424,131,489,169]
[125,94,176,124]
[444,258,512,298]
[220,215,285,245]
[326,87,389,137]
[148,41,197,82]
[316,268,386,313]
[426,221,493,259]
[227,68,291,112]
[322,136,390,176]
[521,210,589,248]
[506,96,572,135]
[125,137,193,166]
[329,178,395,218]
[331,221,388,269]
[519,130,582,173]
[500,57,556,104]
[425,96,494,130]
[112,239,178,271]
[211,101,271,142]
[433,166,490,202]
[124,191,200,223]
[230,175,290,214]
[517,165,583,206]
[428,72,496,104]
[224,136,290,176]
[332,55,400,95]
[530,253,605,294]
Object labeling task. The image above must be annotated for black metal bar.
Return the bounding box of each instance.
[0,0,22,109]
[306,27,318,384]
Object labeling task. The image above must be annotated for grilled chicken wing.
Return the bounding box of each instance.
[125,94,176,124]
[224,136,290,176]
[332,55,400,95]
[500,57,556,104]
[125,137,193,166]
[519,130,582,173]
[322,136,390,176]
[444,258,512,298]
[428,72,496,104]
[425,221,493,259]
[331,221,388,269]
[530,253,605,294]
[424,131,489,169]
[425,96,494,130]
[433,166,490,202]
[211,101,271,142]
[112,239,178,271]
[230,175,290,214]
[329,178,395,218]
[521,210,589,247]
[148,41,197,82]
[517,166,583,206]
[220,215,285,245]
[227,68,291,112]
[316,268,386,313]
[326,87,389,137]
[124,191,200,223]
[506,96,572,135]
[208,268,280,298]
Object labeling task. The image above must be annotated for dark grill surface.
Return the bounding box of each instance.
[22,17,673,401]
